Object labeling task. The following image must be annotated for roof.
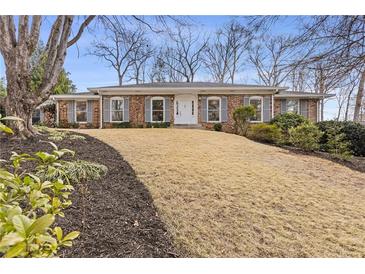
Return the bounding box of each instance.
[275,90,335,99]
[88,82,287,91]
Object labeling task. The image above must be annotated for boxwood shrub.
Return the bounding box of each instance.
[247,123,282,144]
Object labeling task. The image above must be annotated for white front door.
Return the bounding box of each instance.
[174,94,198,124]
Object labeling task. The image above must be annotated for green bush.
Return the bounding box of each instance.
[271,112,307,133]
[213,123,222,131]
[115,122,131,128]
[146,122,170,128]
[289,122,323,151]
[247,123,282,144]
[317,120,365,157]
[233,105,256,136]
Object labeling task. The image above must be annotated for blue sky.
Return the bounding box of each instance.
[0,16,338,119]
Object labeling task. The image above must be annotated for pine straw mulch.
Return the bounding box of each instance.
[0,132,178,258]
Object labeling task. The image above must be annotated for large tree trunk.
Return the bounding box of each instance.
[354,70,365,122]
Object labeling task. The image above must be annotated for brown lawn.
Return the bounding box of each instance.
[78,128,365,257]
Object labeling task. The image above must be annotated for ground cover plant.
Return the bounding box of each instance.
[0,127,177,257]
[84,128,365,257]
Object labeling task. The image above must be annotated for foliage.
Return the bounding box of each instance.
[0,143,80,257]
[247,123,282,144]
[213,123,222,132]
[36,160,107,185]
[325,126,352,160]
[289,122,323,151]
[317,120,365,157]
[146,122,170,128]
[233,105,256,136]
[0,114,23,135]
[35,126,86,142]
[115,122,131,128]
[0,77,6,98]
[271,112,307,133]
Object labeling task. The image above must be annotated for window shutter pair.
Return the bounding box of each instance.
[144,96,170,122]
[68,101,75,123]
[200,96,228,123]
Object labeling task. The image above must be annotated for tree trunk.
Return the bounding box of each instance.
[353,70,365,122]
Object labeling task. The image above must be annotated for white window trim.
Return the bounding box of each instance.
[207,96,221,123]
[249,96,263,123]
[110,96,124,123]
[286,99,300,114]
[151,96,165,123]
[74,100,88,123]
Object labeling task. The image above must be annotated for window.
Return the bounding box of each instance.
[207,97,220,122]
[152,97,164,122]
[110,97,124,122]
[75,101,87,122]
[249,97,263,122]
[287,99,299,114]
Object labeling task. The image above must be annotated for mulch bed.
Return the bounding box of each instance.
[0,132,178,258]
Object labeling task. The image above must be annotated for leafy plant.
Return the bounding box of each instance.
[0,114,23,134]
[35,125,86,141]
[317,120,365,157]
[233,105,256,136]
[325,126,352,160]
[289,122,323,151]
[271,112,307,133]
[247,123,282,144]
[115,122,131,128]
[213,123,222,132]
[146,122,170,128]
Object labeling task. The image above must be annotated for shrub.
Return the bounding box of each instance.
[271,112,307,133]
[317,120,365,157]
[233,105,256,136]
[213,123,222,132]
[247,123,282,144]
[146,122,170,128]
[289,122,323,151]
[115,122,131,128]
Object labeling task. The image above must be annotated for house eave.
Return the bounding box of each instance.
[274,94,335,99]
[51,94,100,100]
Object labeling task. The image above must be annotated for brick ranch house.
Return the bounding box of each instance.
[47,82,333,133]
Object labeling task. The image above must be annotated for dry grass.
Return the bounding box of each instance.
[78,128,365,257]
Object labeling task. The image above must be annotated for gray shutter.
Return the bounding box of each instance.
[201,96,207,122]
[103,97,110,122]
[263,96,271,122]
[164,97,170,122]
[280,99,287,114]
[68,101,75,123]
[124,97,129,122]
[39,109,44,122]
[145,96,151,122]
[300,99,308,118]
[243,96,250,106]
[221,96,228,122]
[87,100,93,123]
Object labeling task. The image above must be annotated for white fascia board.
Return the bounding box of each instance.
[51,95,100,100]
[274,94,334,99]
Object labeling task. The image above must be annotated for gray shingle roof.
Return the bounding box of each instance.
[88,82,285,90]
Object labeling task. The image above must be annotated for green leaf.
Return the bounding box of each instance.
[62,231,80,242]
[4,242,26,258]
[0,116,23,121]
[0,232,24,248]
[0,123,14,134]
[54,227,63,241]
[27,214,55,235]
[12,215,31,237]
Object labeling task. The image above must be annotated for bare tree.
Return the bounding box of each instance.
[90,17,150,85]
[0,15,94,138]
[158,27,208,82]
[248,35,307,86]
[204,21,251,83]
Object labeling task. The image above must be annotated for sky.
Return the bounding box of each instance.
[0,16,338,119]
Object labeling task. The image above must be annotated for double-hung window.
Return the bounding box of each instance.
[151,97,164,122]
[111,97,124,122]
[207,97,221,122]
[286,99,299,114]
[75,101,87,123]
[249,97,263,122]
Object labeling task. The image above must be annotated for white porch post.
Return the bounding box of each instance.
[99,91,103,129]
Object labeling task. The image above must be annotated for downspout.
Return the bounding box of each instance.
[99,90,103,129]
